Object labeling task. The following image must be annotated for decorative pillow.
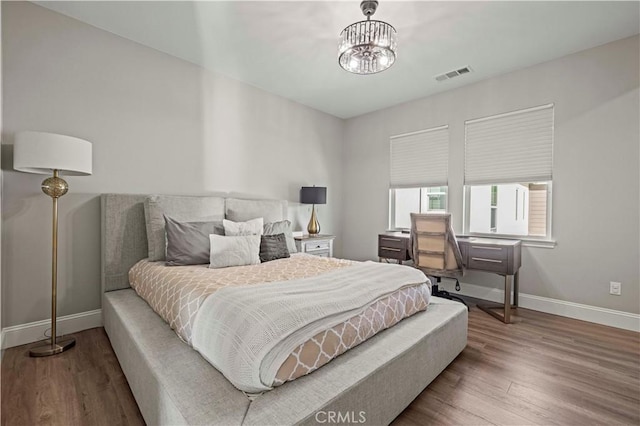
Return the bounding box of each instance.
[209,234,261,269]
[164,215,224,266]
[144,195,225,261]
[223,218,264,236]
[259,234,290,263]
[263,220,297,253]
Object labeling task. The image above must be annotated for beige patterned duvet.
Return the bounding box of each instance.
[129,254,430,389]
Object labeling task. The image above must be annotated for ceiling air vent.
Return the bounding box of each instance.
[435,66,473,82]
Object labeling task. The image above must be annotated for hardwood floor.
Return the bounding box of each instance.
[2,299,639,425]
[1,327,144,426]
[394,299,640,426]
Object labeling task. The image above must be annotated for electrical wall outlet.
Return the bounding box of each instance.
[609,281,621,296]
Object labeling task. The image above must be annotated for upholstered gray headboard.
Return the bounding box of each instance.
[101,194,288,293]
[101,194,148,293]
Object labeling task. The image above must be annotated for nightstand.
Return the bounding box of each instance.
[294,235,335,257]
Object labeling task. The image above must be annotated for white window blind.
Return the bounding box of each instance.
[465,104,554,185]
[390,125,449,188]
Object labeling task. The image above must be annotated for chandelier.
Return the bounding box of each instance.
[338,1,397,75]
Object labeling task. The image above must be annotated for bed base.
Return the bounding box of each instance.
[104,290,466,425]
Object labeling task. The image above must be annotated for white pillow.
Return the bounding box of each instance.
[223,217,264,236]
[209,234,261,269]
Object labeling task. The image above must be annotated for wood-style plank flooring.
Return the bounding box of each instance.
[2,298,639,425]
[1,327,144,426]
[394,299,640,425]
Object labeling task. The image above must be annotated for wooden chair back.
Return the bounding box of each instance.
[410,213,464,279]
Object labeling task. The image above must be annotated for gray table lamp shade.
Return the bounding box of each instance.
[300,186,327,205]
[14,131,92,175]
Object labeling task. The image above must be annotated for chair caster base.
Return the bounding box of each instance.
[432,284,469,310]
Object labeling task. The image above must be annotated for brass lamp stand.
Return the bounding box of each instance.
[29,170,76,356]
[13,131,92,358]
[307,204,320,235]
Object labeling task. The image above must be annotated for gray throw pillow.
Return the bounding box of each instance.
[165,215,224,266]
[145,195,225,261]
[259,234,290,263]
[263,220,297,253]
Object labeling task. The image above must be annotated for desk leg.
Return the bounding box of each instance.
[504,275,512,324]
[477,274,518,324]
[513,271,519,307]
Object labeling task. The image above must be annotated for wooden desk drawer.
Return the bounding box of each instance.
[378,247,410,261]
[468,256,508,274]
[467,245,509,262]
[378,235,407,250]
[467,244,509,274]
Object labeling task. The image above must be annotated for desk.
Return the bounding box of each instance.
[457,237,522,324]
[378,232,411,263]
[377,233,522,323]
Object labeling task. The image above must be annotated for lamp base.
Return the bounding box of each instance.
[307,205,321,235]
[29,336,76,357]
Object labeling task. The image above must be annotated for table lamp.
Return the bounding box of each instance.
[13,131,93,357]
[300,186,326,235]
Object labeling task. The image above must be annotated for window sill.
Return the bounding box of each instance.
[521,239,557,249]
[459,234,556,249]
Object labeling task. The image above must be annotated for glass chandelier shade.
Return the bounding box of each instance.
[338,1,397,74]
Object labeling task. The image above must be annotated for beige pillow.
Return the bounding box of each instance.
[209,234,261,269]
[223,218,264,236]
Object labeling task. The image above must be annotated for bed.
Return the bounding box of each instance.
[101,193,468,425]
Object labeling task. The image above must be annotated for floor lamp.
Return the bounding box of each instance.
[13,131,93,357]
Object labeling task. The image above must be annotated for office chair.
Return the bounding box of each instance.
[410,213,468,308]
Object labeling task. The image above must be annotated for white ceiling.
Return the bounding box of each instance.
[35,1,640,119]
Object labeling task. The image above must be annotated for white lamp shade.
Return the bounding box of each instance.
[14,131,92,176]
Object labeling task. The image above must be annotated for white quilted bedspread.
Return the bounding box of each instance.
[190,261,430,393]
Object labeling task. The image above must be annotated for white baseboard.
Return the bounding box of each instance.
[1,283,637,350]
[1,309,102,349]
[440,280,640,332]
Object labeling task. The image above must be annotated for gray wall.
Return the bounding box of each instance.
[1,2,345,327]
[342,35,640,314]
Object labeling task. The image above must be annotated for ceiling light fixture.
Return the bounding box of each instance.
[338,0,397,75]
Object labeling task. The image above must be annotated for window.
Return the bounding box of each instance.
[490,185,498,232]
[425,186,447,210]
[464,104,553,239]
[467,182,550,237]
[390,186,448,229]
[389,126,449,230]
